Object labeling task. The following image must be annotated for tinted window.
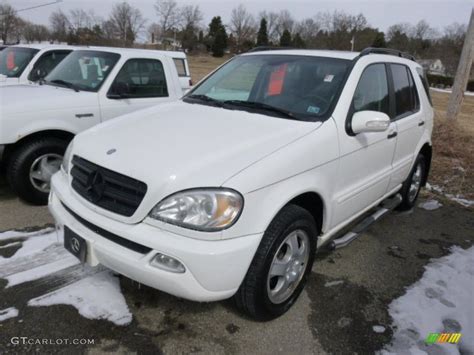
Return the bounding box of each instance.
[0,47,39,77]
[188,55,350,121]
[28,50,71,82]
[110,59,168,98]
[416,67,432,106]
[173,58,187,77]
[391,64,419,117]
[353,64,389,115]
[45,50,120,92]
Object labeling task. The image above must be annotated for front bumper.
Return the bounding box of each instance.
[49,172,263,302]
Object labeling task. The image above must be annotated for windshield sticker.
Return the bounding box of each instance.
[307,106,320,114]
[324,74,334,82]
[267,63,288,96]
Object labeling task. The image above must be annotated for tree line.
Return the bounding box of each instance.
[0,1,469,76]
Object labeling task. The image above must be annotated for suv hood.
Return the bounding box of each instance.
[73,101,320,222]
[0,84,95,115]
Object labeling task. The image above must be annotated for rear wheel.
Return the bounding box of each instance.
[397,154,426,211]
[234,204,318,320]
[7,138,68,205]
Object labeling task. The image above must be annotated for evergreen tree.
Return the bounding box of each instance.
[372,31,386,48]
[257,18,269,46]
[280,29,292,47]
[212,27,227,57]
[293,33,306,48]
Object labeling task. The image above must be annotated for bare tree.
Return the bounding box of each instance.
[49,9,71,42]
[69,9,101,31]
[0,3,20,43]
[276,10,295,36]
[229,4,256,49]
[108,2,146,46]
[295,17,322,44]
[21,20,50,43]
[180,5,202,31]
[154,0,180,38]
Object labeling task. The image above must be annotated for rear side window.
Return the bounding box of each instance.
[173,58,187,77]
[416,67,433,106]
[352,63,389,115]
[391,64,420,118]
[111,59,168,98]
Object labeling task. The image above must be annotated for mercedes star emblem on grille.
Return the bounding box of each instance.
[85,170,106,202]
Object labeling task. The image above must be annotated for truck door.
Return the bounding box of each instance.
[98,57,177,121]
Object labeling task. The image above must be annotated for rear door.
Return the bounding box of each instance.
[387,63,425,190]
[99,57,177,121]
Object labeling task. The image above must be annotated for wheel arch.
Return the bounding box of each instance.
[3,129,74,164]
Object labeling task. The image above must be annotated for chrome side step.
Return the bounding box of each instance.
[328,194,402,250]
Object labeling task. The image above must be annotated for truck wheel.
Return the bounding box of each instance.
[234,204,317,320]
[397,154,426,211]
[7,138,68,205]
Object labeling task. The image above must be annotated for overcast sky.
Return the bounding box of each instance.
[9,0,474,32]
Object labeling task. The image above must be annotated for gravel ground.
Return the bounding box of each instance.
[0,173,473,354]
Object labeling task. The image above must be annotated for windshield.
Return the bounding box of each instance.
[45,50,121,92]
[185,55,350,121]
[0,47,39,78]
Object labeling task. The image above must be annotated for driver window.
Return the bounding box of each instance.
[352,64,389,116]
[28,50,71,82]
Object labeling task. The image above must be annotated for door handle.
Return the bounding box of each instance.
[418,121,425,127]
[387,132,398,139]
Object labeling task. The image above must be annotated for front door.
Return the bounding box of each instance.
[99,58,175,121]
[332,63,397,226]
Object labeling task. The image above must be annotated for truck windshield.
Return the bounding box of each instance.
[0,47,39,78]
[185,55,350,121]
[45,50,121,92]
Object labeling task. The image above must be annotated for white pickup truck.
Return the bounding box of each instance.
[0,46,185,204]
[0,44,77,86]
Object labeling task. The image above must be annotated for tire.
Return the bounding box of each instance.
[234,204,318,321]
[397,154,426,211]
[7,137,68,205]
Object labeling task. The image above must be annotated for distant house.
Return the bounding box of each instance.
[148,34,181,50]
[418,59,446,76]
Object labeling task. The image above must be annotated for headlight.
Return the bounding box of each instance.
[149,188,243,231]
[61,141,74,174]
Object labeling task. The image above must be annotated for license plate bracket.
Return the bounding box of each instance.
[64,226,87,263]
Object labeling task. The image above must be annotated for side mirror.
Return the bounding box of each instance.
[108,82,130,99]
[351,110,390,134]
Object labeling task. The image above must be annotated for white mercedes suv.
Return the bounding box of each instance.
[49,48,433,320]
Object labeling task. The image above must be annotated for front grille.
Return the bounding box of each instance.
[61,202,152,254]
[71,155,147,217]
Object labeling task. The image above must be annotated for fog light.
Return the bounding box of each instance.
[151,253,185,273]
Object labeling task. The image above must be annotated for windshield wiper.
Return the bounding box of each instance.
[223,100,295,119]
[48,79,80,92]
[185,94,223,107]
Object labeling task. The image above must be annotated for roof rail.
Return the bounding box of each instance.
[358,47,416,62]
[247,46,297,53]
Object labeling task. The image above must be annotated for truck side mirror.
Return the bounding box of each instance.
[351,111,390,134]
[108,82,131,99]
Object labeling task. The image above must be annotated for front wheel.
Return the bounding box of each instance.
[7,138,68,205]
[397,154,426,211]
[234,204,318,320]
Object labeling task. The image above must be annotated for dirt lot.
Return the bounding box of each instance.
[0,55,473,354]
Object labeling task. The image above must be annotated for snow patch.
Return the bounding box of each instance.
[6,255,79,287]
[430,88,474,96]
[419,199,443,211]
[0,229,58,264]
[28,270,132,326]
[0,307,19,322]
[324,280,344,287]
[425,184,474,208]
[381,246,474,355]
